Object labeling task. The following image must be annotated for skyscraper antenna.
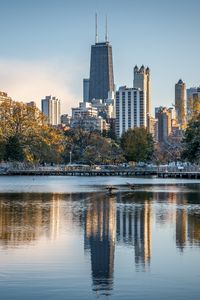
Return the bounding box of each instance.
[105,15,108,42]
[95,13,98,44]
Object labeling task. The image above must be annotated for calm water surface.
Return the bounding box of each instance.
[0,176,200,299]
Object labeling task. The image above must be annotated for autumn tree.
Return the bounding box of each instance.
[0,100,65,163]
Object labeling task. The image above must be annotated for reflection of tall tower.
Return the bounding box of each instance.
[89,15,115,101]
[187,213,200,246]
[84,195,116,295]
[134,201,152,268]
[49,194,61,239]
[116,195,152,270]
[176,207,187,251]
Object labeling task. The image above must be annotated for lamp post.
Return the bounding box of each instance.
[69,151,72,165]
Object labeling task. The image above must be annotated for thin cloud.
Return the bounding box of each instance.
[0,59,81,114]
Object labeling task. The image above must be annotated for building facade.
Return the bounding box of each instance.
[83,78,90,102]
[89,41,114,101]
[0,91,12,104]
[41,96,61,126]
[155,107,173,143]
[115,86,146,138]
[71,102,109,132]
[61,114,71,126]
[72,102,98,119]
[175,79,186,127]
[133,65,151,117]
[147,115,158,142]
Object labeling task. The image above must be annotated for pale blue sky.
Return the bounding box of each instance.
[0,0,199,114]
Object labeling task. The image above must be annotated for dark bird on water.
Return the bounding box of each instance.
[105,185,118,194]
[126,182,136,190]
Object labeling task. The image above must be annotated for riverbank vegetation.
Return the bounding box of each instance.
[0,100,200,165]
[182,114,200,163]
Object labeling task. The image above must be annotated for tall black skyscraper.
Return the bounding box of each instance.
[88,15,114,101]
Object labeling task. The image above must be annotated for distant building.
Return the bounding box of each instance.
[71,115,109,133]
[83,78,90,102]
[91,98,114,119]
[107,90,116,118]
[41,96,61,126]
[71,102,109,132]
[115,86,146,138]
[89,41,114,101]
[61,114,71,126]
[88,16,114,101]
[0,91,12,104]
[147,115,158,142]
[187,87,200,119]
[26,101,36,108]
[175,79,186,127]
[72,102,98,119]
[155,107,174,143]
[134,65,151,117]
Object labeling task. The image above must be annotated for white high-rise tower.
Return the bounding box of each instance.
[41,96,61,126]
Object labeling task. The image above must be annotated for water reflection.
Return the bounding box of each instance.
[0,190,200,297]
[84,194,116,295]
[0,193,61,247]
[154,191,200,250]
[116,194,152,270]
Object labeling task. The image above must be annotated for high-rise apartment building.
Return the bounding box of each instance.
[133,65,151,116]
[88,16,114,101]
[175,79,186,127]
[115,86,146,137]
[155,107,172,143]
[41,96,61,126]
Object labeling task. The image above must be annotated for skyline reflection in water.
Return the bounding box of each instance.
[0,190,200,299]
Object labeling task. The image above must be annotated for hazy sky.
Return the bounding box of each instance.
[0,0,199,114]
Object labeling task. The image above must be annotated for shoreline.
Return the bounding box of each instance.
[1,169,200,179]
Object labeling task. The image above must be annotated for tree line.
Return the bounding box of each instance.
[0,100,200,165]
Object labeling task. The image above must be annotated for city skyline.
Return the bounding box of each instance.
[0,0,200,114]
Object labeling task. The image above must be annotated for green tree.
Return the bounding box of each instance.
[4,135,24,161]
[0,141,6,161]
[63,128,90,163]
[121,127,154,162]
[83,133,124,164]
[63,128,124,164]
[182,114,200,163]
